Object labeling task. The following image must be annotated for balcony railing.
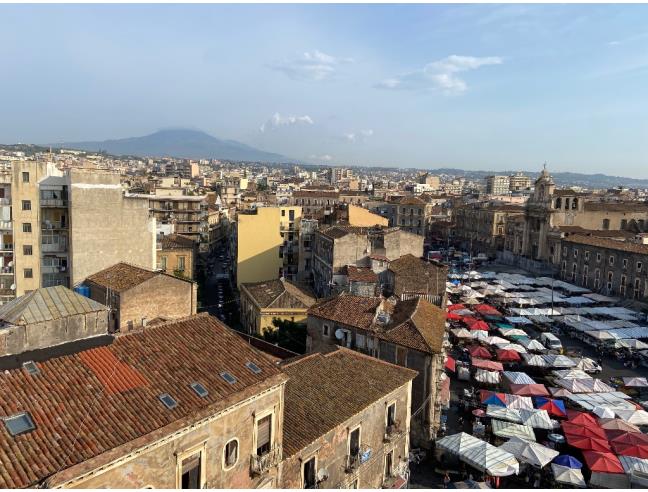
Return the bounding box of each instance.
[384,421,403,442]
[0,220,11,230]
[42,221,68,230]
[0,267,13,275]
[0,198,10,206]
[250,445,282,475]
[41,199,68,208]
[41,243,67,253]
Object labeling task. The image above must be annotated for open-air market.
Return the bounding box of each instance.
[427,268,648,489]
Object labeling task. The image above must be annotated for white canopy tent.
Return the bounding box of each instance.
[551,464,586,488]
[436,433,520,477]
[499,437,559,468]
[491,419,536,441]
[615,409,648,426]
[475,369,501,385]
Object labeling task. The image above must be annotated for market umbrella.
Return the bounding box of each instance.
[553,455,583,469]
[509,383,550,397]
[436,432,483,455]
[475,369,501,385]
[496,349,521,362]
[564,434,611,452]
[592,406,616,419]
[612,442,648,459]
[623,377,648,388]
[599,418,641,435]
[449,480,490,489]
[445,356,456,372]
[472,358,504,372]
[451,328,472,339]
[562,421,606,439]
[549,387,574,398]
[610,432,648,446]
[448,304,467,311]
[491,419,536,441]
[482,392,507,407]
[582,451,624,474]
[469,320,490,331]
[534,397,567,418]
[499,437,559,468]
[461,440,520,476]
[469,346,492,359]
[448,312,463,321]
[551,464,586,488]
[566,410,598,427]
[473,409,486,417]
[615,409,648,426]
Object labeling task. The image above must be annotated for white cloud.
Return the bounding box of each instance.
[260,113,314,133]
[271,50,354,81]
[376,55,503,95]
[344,129,374,142]
[309,154,333,162]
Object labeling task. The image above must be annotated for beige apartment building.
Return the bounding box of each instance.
[4,162,156,301]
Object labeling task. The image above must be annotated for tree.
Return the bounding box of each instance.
[261,318,307,354]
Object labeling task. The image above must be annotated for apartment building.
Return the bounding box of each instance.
[312,226,423,298]
[485,175,511,195]
[559,234,648,301]
[157,233,197,280]
[306,295,448,448]
[509,172,531,192]
[6,163,155,300]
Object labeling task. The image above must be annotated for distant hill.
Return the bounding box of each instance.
[427,168,648,189]
[52,129,291,163]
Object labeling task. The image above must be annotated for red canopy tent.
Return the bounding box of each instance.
[567,410,599,427]
[480,390,507,406]
[565,434,612,452]
[445,356,456,372]
[582,451,624,474]
[509,383,550,397]
[611,432,648,446]
[612,442,648,459]
[447,312,463,321]
[562,421,607,440]
[535,397,567,417]
[468,320,490,331]
[471,358,504,372]
[448,304,466,311]
[474,304,502,316]
[496,349,522,362]
[469,345,492,359]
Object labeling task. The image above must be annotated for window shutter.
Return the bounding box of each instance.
[257,416,271,448]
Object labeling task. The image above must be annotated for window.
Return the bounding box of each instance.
[23,361,39,375]
[289,210,295,221]
[384,450,393,479]
[245,361,262,374]
[602,218,610,230]
[158,256,167,270]
[621,219,628,230]
[22,200,31,211]
[177,256,186,271]
[22,223,31,233]
[386,402,396,427]
[224,439,239,468]
[159,393,177,409]
[349,427,361,458]
[584,251,590,261]
[609,256,615,266]
[180,453,202,489]
[597,253,602,262]
[24,268,33,279]
[573,249,578,258]
[356,333,366,350]
[323,324,330,337]
[23,245,32,256]
[190,382,208,398]
[220,372,237,385]
[303,457,317,489]
[281,209,286,217]
[3,413,36,436]
[22,172,29,183]
[623,259,628,269]
[638,262,643,273]
[256,414,272,456]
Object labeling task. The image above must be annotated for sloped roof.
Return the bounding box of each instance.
[241,279,316,309]
[0,286,107,326]
[308,295,381,330]
[0,313,286,488]
[280,348,416,456]
[344,265,378,283]
[565,234,648,255]
[160,233,195,250]
[85,262,161,292]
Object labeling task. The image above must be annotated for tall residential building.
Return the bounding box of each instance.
[509,172,531,191]
[417,173,440,190]
[6,162,156,301]
[485,175,511,195]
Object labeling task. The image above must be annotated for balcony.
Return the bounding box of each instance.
[345,445,372,473]
[0,220,11,230]
[250,445,282,475]
[384,421,404,442]
[41,199,68,208]
[42,242,67,253]
[0,266,13,275]
[42,221,68,230]
[0,244,12,252]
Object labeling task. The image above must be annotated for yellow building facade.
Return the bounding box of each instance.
[235,207,283,287]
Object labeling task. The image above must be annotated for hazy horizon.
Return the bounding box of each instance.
[2,4,648,177]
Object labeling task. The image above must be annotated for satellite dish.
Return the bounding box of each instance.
[334,329,344,340]
[317,468,329,482]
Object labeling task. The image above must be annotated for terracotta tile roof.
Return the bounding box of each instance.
[345,266,378,283]
[0,286,107,326]
[241,279,316,309]
[292,190,340,199]
[308,295,446,354]
[280,348,416,456]
[85,262,160,293]
[394,196,427,206]
[0,313,286,488]
[388,254,448,296]
[160,233,195,250]
[319,225,400,240]
[308,295,381,330]
[564,234,648,255]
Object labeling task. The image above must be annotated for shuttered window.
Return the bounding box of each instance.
[181,453,201,489]
[257,415,272,455]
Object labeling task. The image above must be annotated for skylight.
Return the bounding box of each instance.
[190,382,208,398]
[22,361,39,375]
[220,372,237,385]
[245,361,262,374]
[159,393,178,410]
[4,413,36,436]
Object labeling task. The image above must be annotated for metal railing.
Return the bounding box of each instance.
[250,445,282,475]
[41,199,68,208]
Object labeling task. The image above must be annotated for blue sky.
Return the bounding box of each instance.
[1,4,648,176]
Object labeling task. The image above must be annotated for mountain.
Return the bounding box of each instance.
[53,129,291,163]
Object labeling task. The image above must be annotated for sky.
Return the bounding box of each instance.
[1,4,648,177]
